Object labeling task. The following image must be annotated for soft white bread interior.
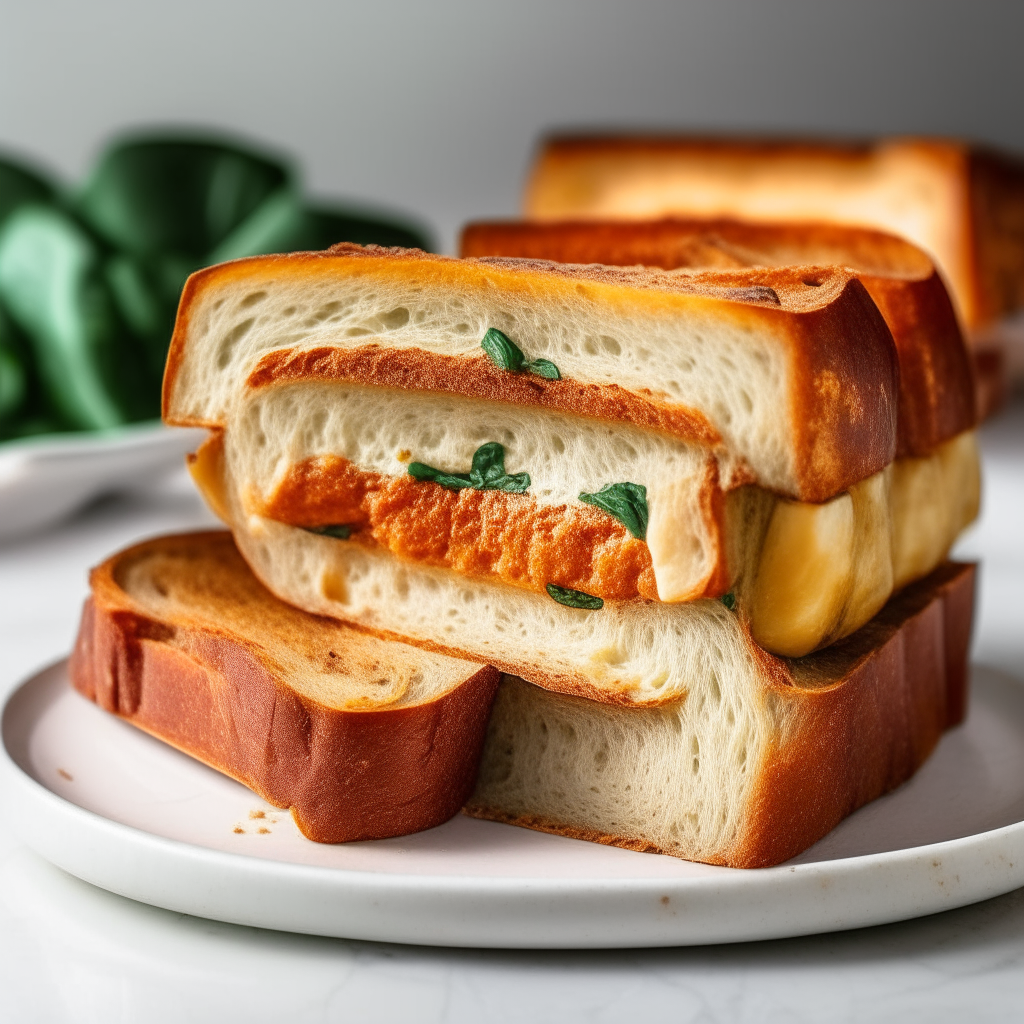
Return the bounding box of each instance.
[232,379,712,510]
[164,246,899,503]
[216,464,765,706]
[467,560,976,868]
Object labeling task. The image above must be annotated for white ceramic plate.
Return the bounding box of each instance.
[0,423,206,542]
[4,659,1024,949]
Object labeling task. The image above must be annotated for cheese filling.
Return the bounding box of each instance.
[748,431,979,656]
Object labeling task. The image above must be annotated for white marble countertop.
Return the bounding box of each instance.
[0,402,1022,1024]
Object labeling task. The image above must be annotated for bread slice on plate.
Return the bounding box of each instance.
[69,531,500,843]
[467,560,976,867]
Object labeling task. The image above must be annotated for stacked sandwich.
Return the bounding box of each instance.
[522,135,1024,412]
[66,240,974,868]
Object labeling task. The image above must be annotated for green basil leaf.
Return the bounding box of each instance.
[481,328,525,372]
[524,358,561,380]
[546,583,604,610]
[578,482,649,540]
[481,327,562,381]
[304,524,353,539]
[410,442,530,493]
[721,592,736,611]
[467,441,530,492]
[408,461,473,490]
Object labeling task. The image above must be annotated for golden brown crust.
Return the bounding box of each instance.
[462,216,936,280]
[165,245,899,501]
[779,278,897,498]
[970,344,1008,425]
[465,561,976,867]
[525,135,1024,334]
[68,531,500,844]
[966,148,1024,328]
[461,218,976,456]
[733,560,974,867]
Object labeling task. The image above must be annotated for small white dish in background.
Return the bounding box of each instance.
[4,659,1024,949]
[0,423,206,543]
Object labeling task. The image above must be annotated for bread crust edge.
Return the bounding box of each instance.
[68,532,501,844]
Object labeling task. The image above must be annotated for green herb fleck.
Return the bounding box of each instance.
[525,358,561,379]
[578,482,649,540]
[408,441,530,493]
[481,327,525,372]
[481,328,561,380]
[304,524,352,539]
[546,583,604,610]
[721,592,736,610]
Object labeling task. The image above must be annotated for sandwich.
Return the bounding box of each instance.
[70,530,499,842]
[523,135,1024,395]
[154,243,979,865]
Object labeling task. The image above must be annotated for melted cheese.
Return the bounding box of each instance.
[749,432,979,657]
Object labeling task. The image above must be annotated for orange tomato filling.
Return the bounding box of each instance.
[260,455,658,601]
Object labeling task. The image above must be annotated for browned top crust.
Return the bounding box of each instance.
[462,216,935,279]
[165,244,900,502]
[460,218,977,456]
[525,135,1024,331]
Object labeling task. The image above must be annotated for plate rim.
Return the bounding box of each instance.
[5,658,1024,948]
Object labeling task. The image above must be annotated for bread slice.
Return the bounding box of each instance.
[68,531,500,843]
[460,217,978,455]
[523,135,1024,335]
[466,560,976,867]
[163,244,899,503]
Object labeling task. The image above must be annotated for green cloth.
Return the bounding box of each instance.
[0,136,431,439]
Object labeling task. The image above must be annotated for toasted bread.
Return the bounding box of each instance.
[163,244,899,502]
[69,531,500,843]
[460,217,978,454]
[466,560,976,867]
[523,135,1024,334]
[164,244,978,658]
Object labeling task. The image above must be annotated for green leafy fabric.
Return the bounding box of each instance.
[0,136,432,441]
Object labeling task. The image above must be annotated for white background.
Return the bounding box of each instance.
[3,0,1024,251]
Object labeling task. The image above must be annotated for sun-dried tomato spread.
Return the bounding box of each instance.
[260,455,658,600]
